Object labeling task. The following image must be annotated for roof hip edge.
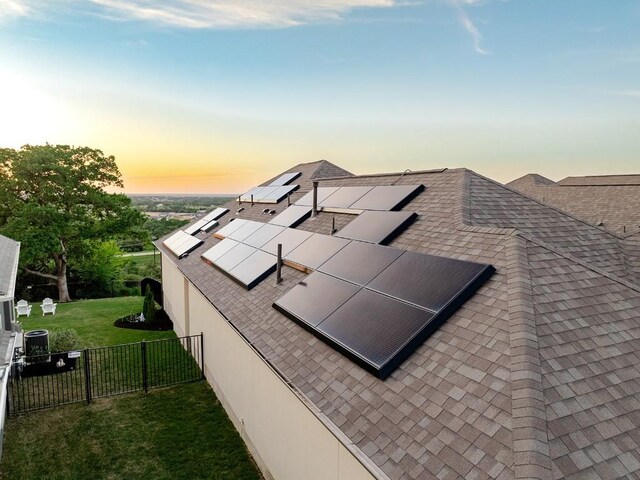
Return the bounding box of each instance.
[505,235,553,478]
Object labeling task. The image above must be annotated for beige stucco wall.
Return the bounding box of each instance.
[161,253,379,480]
[161,255,187,338]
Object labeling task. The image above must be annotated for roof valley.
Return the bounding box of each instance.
[505,235,553,479]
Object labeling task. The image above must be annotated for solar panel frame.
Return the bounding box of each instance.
[269,171,301,186]
[269,205,312,228]
[349,184,425,211]
[335,211,417,245]
[163,231,184,250]
[273,272,360,328]
[285,234,351,271]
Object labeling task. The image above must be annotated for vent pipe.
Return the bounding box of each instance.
[312,181,319,217]
[251,194,254,207]
[287,193,291,207]
[330,217,336,235]
[276,243,283,284]
[237,195,241,204]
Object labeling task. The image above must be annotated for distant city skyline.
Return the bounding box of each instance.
[1,1,639,193]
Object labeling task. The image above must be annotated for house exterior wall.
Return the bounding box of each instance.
[161,256,187,338]
[161,253,378,480]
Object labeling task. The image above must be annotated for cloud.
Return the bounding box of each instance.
[449,0,487,55]
[87,0,396,28]
[0,0,29,19]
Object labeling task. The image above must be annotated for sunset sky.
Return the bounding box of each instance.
[1,1,639,194]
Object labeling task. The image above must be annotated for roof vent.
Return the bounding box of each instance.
[269,209,276,215]
[237,207,245,213]
[262,208,270,214]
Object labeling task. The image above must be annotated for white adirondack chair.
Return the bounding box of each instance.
[15,300,32,317]
[41,298,57,316]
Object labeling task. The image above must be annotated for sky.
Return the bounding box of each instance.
[1,0,639,194]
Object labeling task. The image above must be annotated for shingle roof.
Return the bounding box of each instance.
[158,162,640,480]
[558,174,640,186]
[0,234,20,298]
[507,173,640,238]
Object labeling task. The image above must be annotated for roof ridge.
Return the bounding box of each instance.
[505,235,552,479]
[313,167,449,182]
[561,173,640,180]
[464,169,628,240]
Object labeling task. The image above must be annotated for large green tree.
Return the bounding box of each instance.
[0,144,146,302]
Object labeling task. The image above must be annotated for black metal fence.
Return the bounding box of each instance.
[8,334,203,414]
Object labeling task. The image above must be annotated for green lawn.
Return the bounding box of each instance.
[4,297,261,479]
[1,382,261,480]
[19,297,175,347]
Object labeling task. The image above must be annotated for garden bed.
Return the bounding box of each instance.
[114,308,173,331]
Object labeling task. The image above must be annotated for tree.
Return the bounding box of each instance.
[142,285,157,325]
[0,144,146,302]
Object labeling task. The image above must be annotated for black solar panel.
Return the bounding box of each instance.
[261,228,313,256]
[201,238,239,263]
[214,243,256,271]
[320,186,373,209]
[273,272,360,327]
[285,234,350,270]
[367,250,493,312]
[243,224,286,248]
[335,211,417,244]
[227,220,265,242]
[349,185,424,211]
[228,250,277,290]
[317,289,434,376]
[240,185,298,204]
[269,205,312,228]
[317,241,403,285]
[214,218,248,239]
[295,187,340,207]
[269,172,301,186]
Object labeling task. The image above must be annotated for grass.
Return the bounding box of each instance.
[1,382,261,480]
[19,297,175,347]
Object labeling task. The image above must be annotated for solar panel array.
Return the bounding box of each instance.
[202,207,229,223]
[296,184,424,212]
[239,185,299,204]
[163,230,204,258]
[275,246,495,378]
[193,179,493,378]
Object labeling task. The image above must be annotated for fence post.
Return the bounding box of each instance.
[84,349,92,404]
[200,333,205,380]
[141,341,148,393]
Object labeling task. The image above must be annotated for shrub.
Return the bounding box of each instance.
[142,285,156,325]
[49,329,82,353]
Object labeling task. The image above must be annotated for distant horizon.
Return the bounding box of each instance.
[3,1,639,194]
